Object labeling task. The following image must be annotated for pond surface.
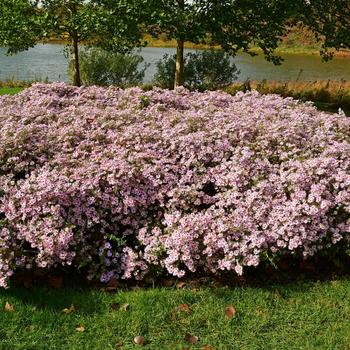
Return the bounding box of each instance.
[1,44,350,83]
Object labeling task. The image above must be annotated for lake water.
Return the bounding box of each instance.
[1,44,350,83]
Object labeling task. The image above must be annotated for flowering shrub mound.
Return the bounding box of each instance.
[0,83,349,287]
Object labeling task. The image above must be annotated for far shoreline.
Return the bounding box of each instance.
[41,37,350,58]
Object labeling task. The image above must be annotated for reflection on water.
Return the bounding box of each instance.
[0,44,350,83]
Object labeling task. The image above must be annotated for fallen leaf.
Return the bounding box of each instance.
[62,304,76,314]
[4,302,14,312]
[105,277,119,292]
[176,281,187,289]
[274,289,282,300]
[178,303,190,313]
[184,333,199,344]
[255,307,267,316]
[48,275,63,289]
[202,345,215,350]
[225,305,236,319]
[115,341,123,348]
[134,335,145,346]
[75,325,85,332]
[121,303,130,311]
[110,302,120,311]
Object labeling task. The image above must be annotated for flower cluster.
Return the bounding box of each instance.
[0,83,349,287]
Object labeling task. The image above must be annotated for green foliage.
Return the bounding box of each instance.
[0,0,145,85]
[138,95,151,108]
[153,54,176,90]
[143,0,296,63]
[141,0,297,86]
[0,0,144,53]
[68,48,148,87]
[153,50,239,90]
[0,0,44,54]
[302,0,350,60]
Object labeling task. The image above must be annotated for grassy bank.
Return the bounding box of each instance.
[224,80,350,115]
[0,278,349,350]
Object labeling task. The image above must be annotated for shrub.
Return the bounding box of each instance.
[68,48,149,87]
[153,50,239,90]
[0,83,349,287]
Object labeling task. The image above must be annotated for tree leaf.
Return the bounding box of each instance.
[225,305,236,319]
[62,304,76,314]
[121,303,130,311]
[75,325,85,332]
[176,281,186,289]
[184,333,199,344]
[115,341,123,348]
[105,277,120,292]
[178,303,190,313]
[202,345,215,350]
[134,335,145,346]
[274,289,282,300]
[4,302,14,312]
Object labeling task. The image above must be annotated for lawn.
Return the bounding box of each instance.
[0,87,24,95]
[0,278,349,350]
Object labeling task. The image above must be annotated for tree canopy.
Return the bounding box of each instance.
[1,0,305,88]
[0,0,43,53]
[140,0,296,87]
[302,0,350,60]
[0,0,145,85]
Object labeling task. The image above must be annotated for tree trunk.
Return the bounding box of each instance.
[72,32,81,87]
[174,0,185,88]
[174,39,184,88]
[70,3,81,87]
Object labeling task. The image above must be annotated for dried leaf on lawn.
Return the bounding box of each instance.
[134,335,145,346]
[225,305,236,319]
[274,289,282,300]
[178,303,190,313]
[202,345,215,350]
[4,302,14,312]
[184,333,199,344]
[75,325,85,332]
[176,281,187,289]
[121,303,130,311]
[62,304,76,314]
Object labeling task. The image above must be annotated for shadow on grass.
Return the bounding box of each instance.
[1,249,349,316]
[0,286,107,315]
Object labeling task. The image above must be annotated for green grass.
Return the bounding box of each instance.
[1,278,350,350]
[0,87,24,95]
